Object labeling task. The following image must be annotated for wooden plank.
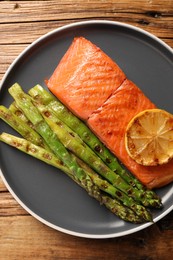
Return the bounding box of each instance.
[0,176,7,191]
[0,0,173,24]
[0,214,173,259]
[0,18,173,45]
[0,191,27,216]
[0,44,27,80]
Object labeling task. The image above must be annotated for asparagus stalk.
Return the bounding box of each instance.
[0,132,70,174]
[9,102,34,127]
[0,132,144,223]
[8,84,93,189]
[34,102,161,208]
[0,105,49,150]
[8,83,152,221]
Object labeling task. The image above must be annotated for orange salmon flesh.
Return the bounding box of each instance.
[47,37,126,120]
[47,37,173,189]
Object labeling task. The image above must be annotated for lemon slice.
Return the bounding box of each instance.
[125,109,173,166]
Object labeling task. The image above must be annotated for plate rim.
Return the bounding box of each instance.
[0,19,173,239]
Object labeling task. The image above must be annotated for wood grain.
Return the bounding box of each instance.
[0,212,173,259]
[0,215,173,260]
[0,0,173,23]
[0,17,173,44]
[0,1,173,259]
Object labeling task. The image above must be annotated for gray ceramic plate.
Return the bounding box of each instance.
[0,20,173,238]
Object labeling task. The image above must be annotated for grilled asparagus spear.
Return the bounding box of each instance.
[0,132,144,223]
[9,102,34,127]
[0,105,49,150]
[8,83,153,221]
[8,85,94,192]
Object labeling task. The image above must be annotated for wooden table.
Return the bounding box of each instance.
[0,1,173,259]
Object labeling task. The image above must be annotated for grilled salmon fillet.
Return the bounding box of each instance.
[47,37,173,189]
[47,37,126,120]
